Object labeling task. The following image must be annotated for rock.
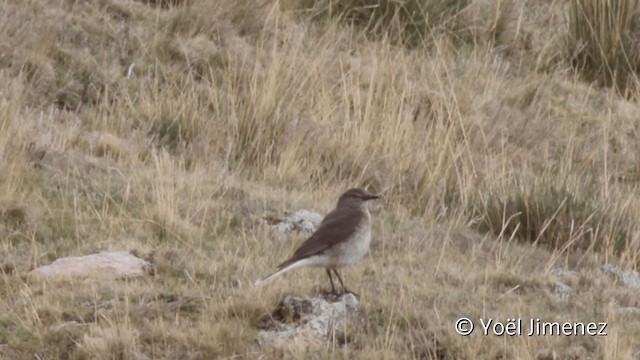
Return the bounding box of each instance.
[616,307,640,316]
[258,293,364,350]
[553,282,572,301]
[549,268,578,279]
[32,251,152,279]
[600,264,640,289]
[549,268,576,301]
[269,210,323,236]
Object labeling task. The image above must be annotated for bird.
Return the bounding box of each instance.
[255,188,380,294]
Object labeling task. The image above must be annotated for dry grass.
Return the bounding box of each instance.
[568,0,640,94]
[1,0,640,358]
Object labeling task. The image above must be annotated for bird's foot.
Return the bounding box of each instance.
[320,289,359,301]
[320,289,343,302]
[341,288,360,299]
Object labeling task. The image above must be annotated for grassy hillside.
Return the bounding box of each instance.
[1,0,640,358]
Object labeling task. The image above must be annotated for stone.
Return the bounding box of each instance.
[258,293,364,350]
[32,251,152,279]
[270,210,323,236]
[553,282,572,301]
[549,268,578,279]
[600,264,640,289]
[616,307,640,316]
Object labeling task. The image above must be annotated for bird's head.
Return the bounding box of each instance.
[337,188,380,208]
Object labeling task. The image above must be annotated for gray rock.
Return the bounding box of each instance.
[549,268,578,279]
[32,251,152,279]
[258,293,364,350]
[553,282,572,301]
[270,210,323,236]
[616,307,640,316]
[600,264,640,289]
[549,268,577,301]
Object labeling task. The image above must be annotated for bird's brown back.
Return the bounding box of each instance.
[277,205,363,269]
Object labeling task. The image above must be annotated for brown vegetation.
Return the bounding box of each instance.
[1,0,640,358]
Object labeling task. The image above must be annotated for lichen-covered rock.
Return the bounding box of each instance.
[269,210,323,236]
[258,293,364,350]
[601,264,640,289]
[553,282,572,301]
[32,251,152,279]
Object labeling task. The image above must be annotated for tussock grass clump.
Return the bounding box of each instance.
[455,0,520,50]
[470,174,636,258]
[3,0,640,358]
[301,0,469,46]
[0,80,30,234]
[300,0,524,52]
[567,0,640,94]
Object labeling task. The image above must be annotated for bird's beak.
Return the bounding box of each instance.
[364,194,380,201]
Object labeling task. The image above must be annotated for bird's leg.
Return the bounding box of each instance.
[333,270,359,297]
[333,270,346,293]
[326,269,337,294]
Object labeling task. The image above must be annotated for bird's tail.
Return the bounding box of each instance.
[254,257,315,287]
[254,267,288,287]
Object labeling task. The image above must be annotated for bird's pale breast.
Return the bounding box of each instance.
[326,207,372,268]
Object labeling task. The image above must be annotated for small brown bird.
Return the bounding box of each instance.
[255,188,380,294]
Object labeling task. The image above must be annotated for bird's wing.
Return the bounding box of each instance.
[277,207,362,269]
